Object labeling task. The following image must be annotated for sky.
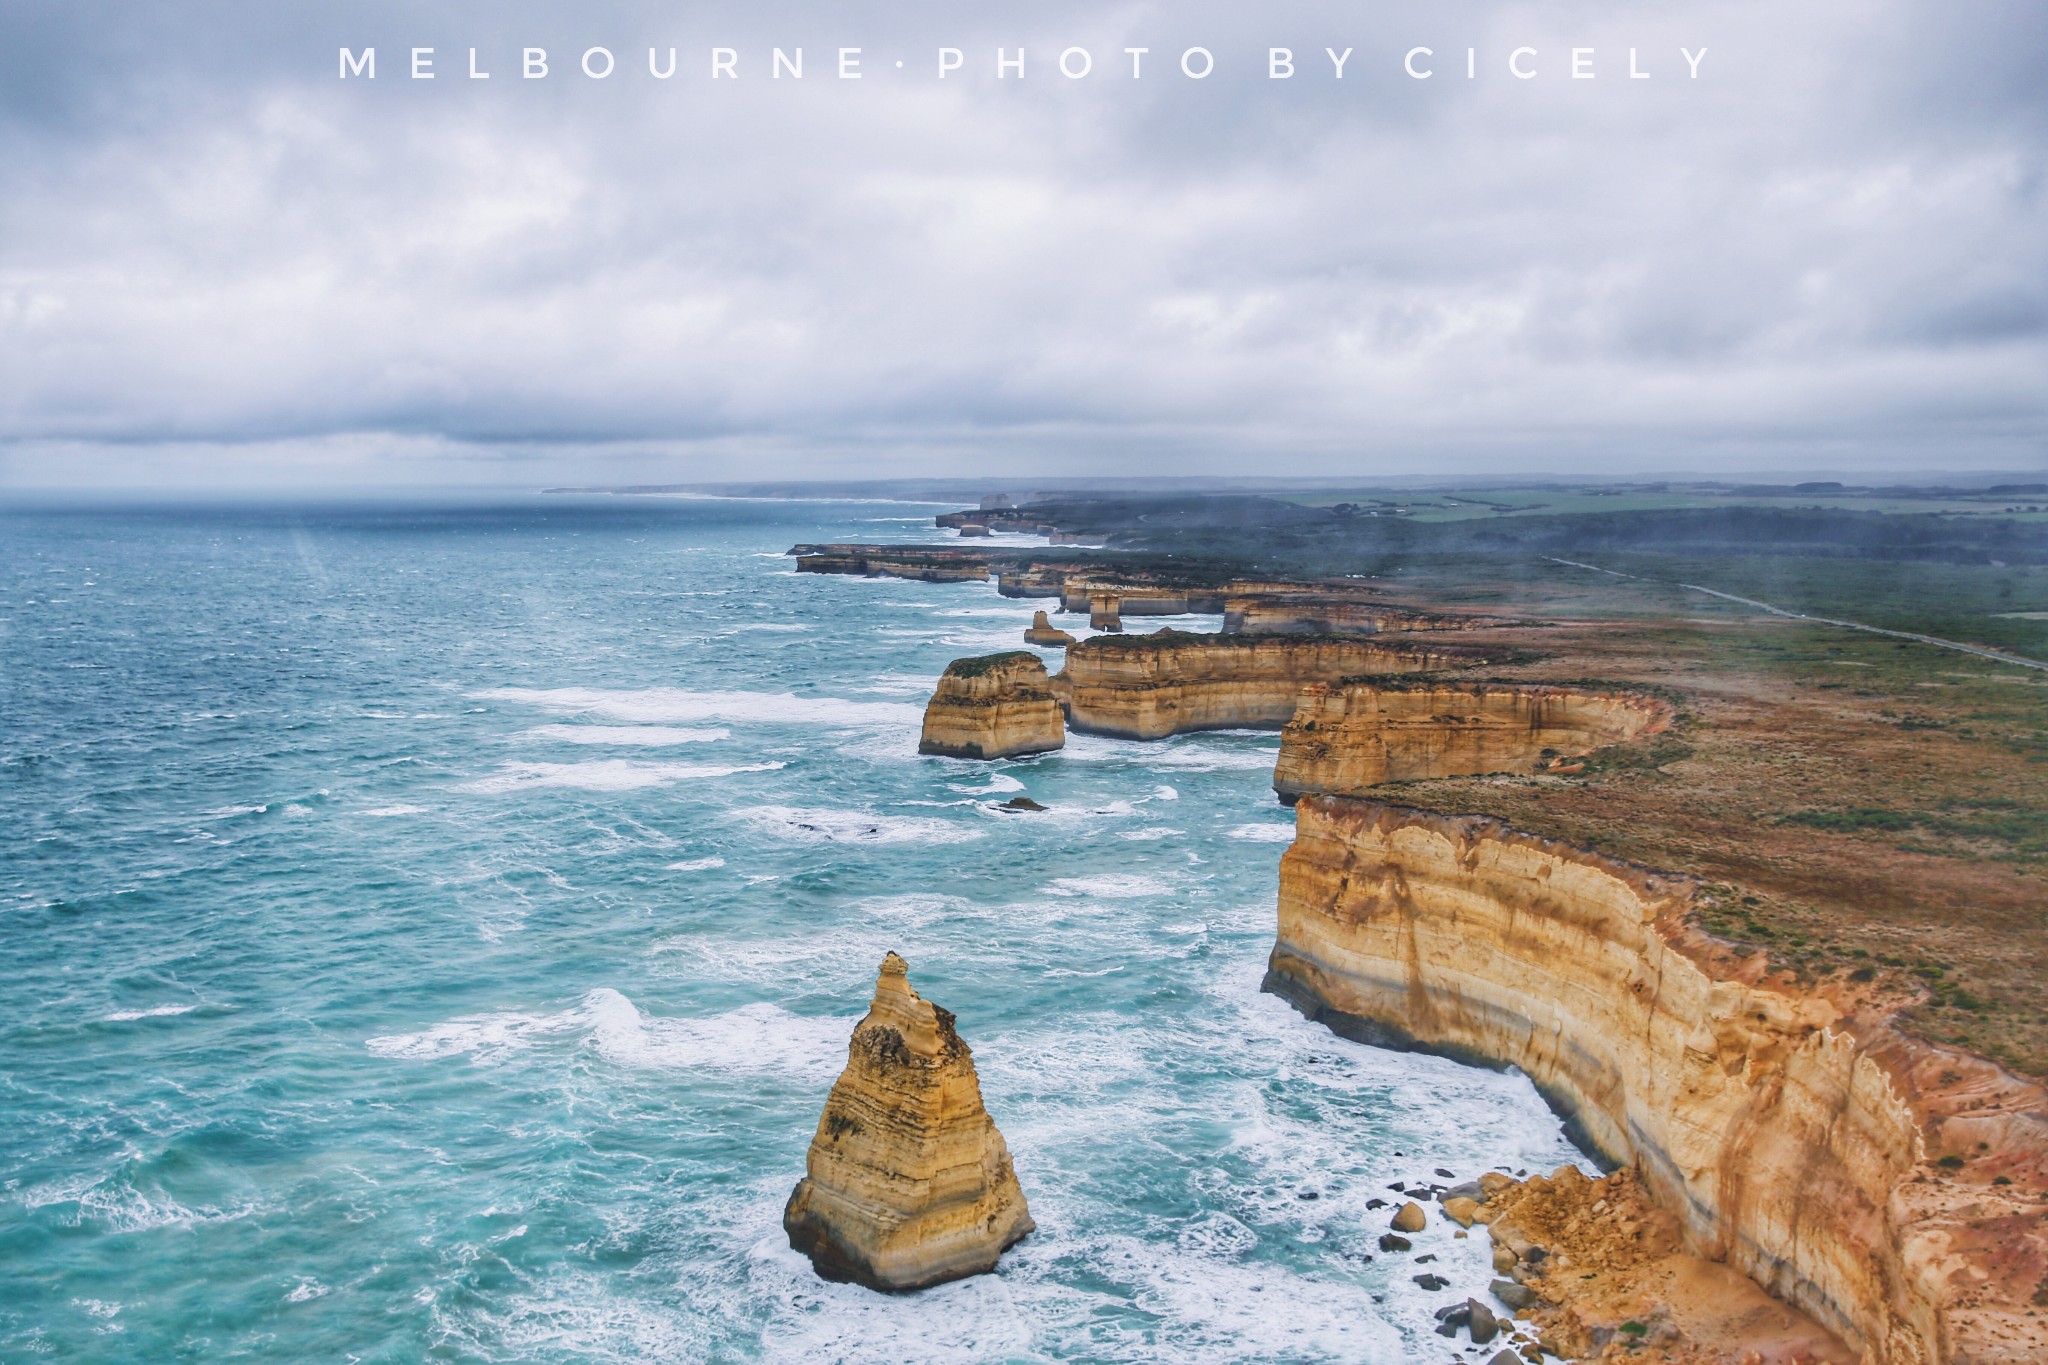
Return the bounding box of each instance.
[0,0,2043,491]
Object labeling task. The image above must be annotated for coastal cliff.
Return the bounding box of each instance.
[1264,798,2048,1364]
[919,653,1065,759]
[1273,680,1673,802]
[785,953,1035,1291]
[1052,630,1486,740]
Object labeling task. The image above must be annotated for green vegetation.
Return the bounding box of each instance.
[944,651,1038,677]
[1782,798,2048,863]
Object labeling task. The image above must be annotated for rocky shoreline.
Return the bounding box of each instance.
[801,533,2048,1362]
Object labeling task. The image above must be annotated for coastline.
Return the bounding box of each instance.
[831,522,2048,1362]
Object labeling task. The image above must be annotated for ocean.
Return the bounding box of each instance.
[0,497,1585,1362]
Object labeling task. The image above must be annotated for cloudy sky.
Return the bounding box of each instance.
[0,0,2043,490]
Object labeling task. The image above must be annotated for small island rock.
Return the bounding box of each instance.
[784,953,1034,1292]
[918,652,1065,759]
[1024,611,1077,648]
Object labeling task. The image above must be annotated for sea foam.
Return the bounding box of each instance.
[472,686,920,729]
[464,760,783,793]
[525,725,731,746]
[739,805,986,846]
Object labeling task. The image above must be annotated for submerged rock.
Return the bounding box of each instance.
[784,953,1034,1291]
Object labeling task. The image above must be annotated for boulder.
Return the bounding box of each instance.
[784,953,1034,1291]
[1378,1233,1412,1252]
[1443,1195,1482,1228]
[1391,1201,1427,1233]
[1466,1298,1500,1344]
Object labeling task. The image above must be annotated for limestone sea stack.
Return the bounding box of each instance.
[784,953,1035,1291]
[918,652,1065,759]
[1023,610,1077,648]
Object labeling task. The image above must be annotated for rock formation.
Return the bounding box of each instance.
[918,652,1066,759]
[1051,630,1487,740]
[1088,593,1123,632]
[1479,1165,1855,1363]
[1223,594,1512,636]
[784,953,1035,1291]
[1264,797,2048,1364]
[791,544,994,583]
[1024,611,1077,648]
[1272,680,1673,802]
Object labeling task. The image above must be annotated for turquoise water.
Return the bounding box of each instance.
[0,498,1584,1362]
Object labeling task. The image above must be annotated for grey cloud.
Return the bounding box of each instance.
[0,0,2044,488]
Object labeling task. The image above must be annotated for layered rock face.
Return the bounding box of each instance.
[1053,631,1482,740]
[918,653,1065,759]
[791,545,993,583]
[1060,579,1227,617]
[996,566,1071,599]
[1023,611,1077,648]
[1272,681,1673,802]
[1265,798,2048,1365]
[785,954,1035,1291]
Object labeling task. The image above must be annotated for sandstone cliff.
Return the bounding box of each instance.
[785,953,1035,1291]
[1024,611,1077,648]
[1273,680,1673,802]
[791,544,993,582]
[1264,798,2048,1364]
[1052,630,1487,740]
[919,652,1065,759]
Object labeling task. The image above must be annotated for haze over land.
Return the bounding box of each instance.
[1,0,2044,490]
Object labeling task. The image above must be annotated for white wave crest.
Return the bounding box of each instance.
[101,1004,198,1022]
[1043,874,1173,899]
[949,773,1025,795]
[367,989,850,1081]
[525,724,730,746]
[741,806,986,846]
[1226,823,1298,843]
[472,686,920,729]
[665,856,727,872]
[463,760,782,793]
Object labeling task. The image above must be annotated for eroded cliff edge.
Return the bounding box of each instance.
[1264,797,2048,1364]
[1273,679,1674,802]
[1054,630,1491,740]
